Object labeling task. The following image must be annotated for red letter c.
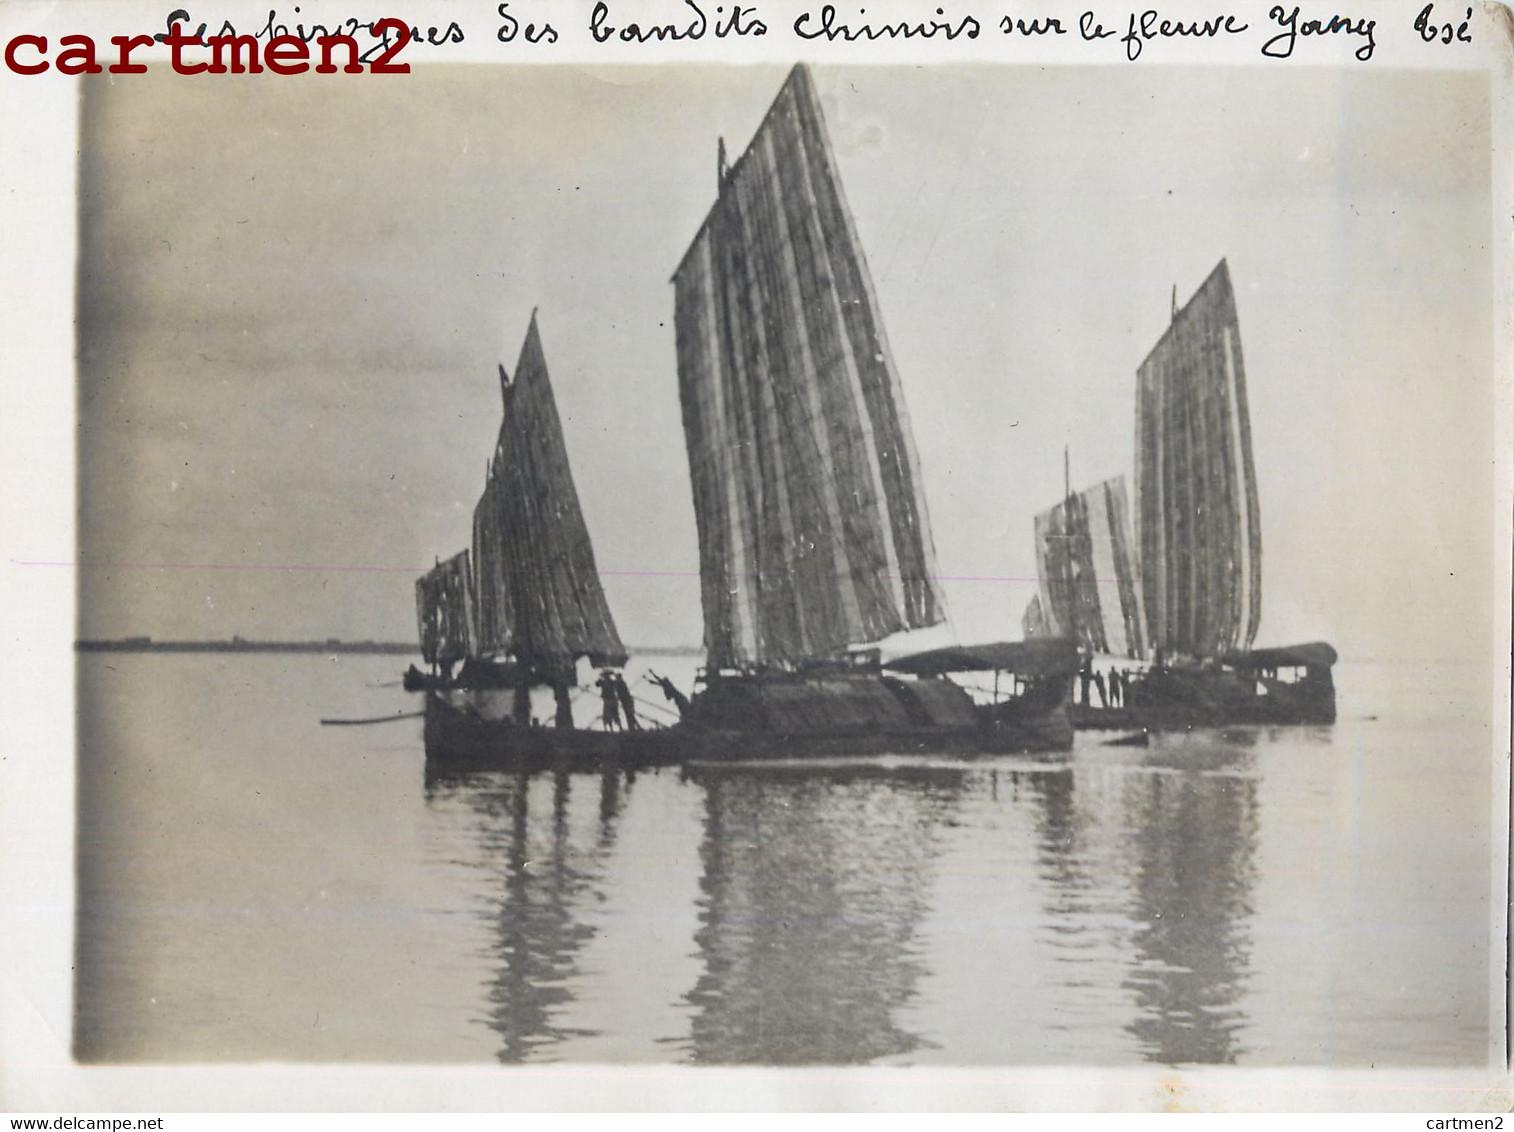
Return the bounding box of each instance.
[6,34,48,75]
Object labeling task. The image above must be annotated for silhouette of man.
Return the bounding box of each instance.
[647,671,691,719]
[612,672,640,731]
[595,671,622,731]
[553,681,574,730]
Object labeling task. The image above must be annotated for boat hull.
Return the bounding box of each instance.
[423,678,1072,771]
[1072,665,1336,731]
[403,658,520,693]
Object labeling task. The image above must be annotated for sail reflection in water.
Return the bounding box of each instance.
[683,764,965,1064]
[418,748,1265,1065]
[374,691,1478,1067]
[425,767,626,1062]
[1119,745,1259,1065]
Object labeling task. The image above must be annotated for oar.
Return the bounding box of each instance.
[320,710,425,726]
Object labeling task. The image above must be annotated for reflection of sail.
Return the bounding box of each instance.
[673,64,945,669]
[1032,476,1146,658]
[428,769,625,1062]
[1135,260,1262,658]
[1121,754,1258,1064]
[684,765,961,1063]
[1022,768,1091,921]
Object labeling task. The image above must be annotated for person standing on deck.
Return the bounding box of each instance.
[647,671,691,718]
[596,670,622,731]
[1078,657,1094,706]
[553,680,575,730]
[612,672,640,731]
[1093,669,1108,708]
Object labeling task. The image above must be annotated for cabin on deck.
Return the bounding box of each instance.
[883,639,1080,706]
[1221,642,1338,688]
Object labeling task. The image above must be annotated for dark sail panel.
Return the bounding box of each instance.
[415,549,475,666]
[1093,477,1147,659]
[472,313,627,673]
[1134,260,1261,659]
[1032,476,1146,659]
[1022,593,1053,640]
[473,458,518,659]
[673,64,945,669]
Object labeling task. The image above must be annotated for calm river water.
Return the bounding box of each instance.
[74,653,1497,1066]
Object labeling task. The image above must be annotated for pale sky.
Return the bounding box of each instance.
[77,64,1494,663]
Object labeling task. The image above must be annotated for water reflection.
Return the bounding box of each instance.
[74,655,1491,1066]
[1120,742,1260,1065]
[683,763,964,1064]
[426,767,627,1062]
[1021,766,1094,927]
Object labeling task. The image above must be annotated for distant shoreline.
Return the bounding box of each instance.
[74,638,704,657]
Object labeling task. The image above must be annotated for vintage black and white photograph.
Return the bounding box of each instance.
[48,39,1505,1086]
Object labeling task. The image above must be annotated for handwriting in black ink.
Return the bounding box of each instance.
[498,2,559,43]
[1413,3,1472,43]
[1261,5,1375,61]
[1120,10,1249,61]
[1000,14,1067,35]
[1080,11,1116,39]
[793,5,979,40]
[591,0,766,42]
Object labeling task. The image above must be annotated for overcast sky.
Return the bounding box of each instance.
[77,64,1493,664]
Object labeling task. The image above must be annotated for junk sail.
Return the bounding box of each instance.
[472,312,627,676]
[1031,476,1146,658]
[1134,259,1262,659]
[672,64,945,670]
[416,549,475,667]
[1021,594,1052,640]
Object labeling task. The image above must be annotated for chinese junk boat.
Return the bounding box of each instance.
[1032,261,1336,730]
[418,313,694,770]
[667,63,1074,757]
[419,65,1075,769]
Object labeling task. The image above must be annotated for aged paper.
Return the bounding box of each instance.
[1,0,1509,1111]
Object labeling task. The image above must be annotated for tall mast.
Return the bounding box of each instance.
[1064,445,1078,647]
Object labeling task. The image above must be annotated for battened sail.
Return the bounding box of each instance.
[471,313,627,673]
[1022,593,1053,640]
[673,64,945,669]
[415,549,475,666]
[1032,476,1146,658]
[1134,260,1261,659]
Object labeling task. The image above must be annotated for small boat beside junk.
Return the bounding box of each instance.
[1025,260,1337,730]
[409,551,520,692]
[416,65,1076,770]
